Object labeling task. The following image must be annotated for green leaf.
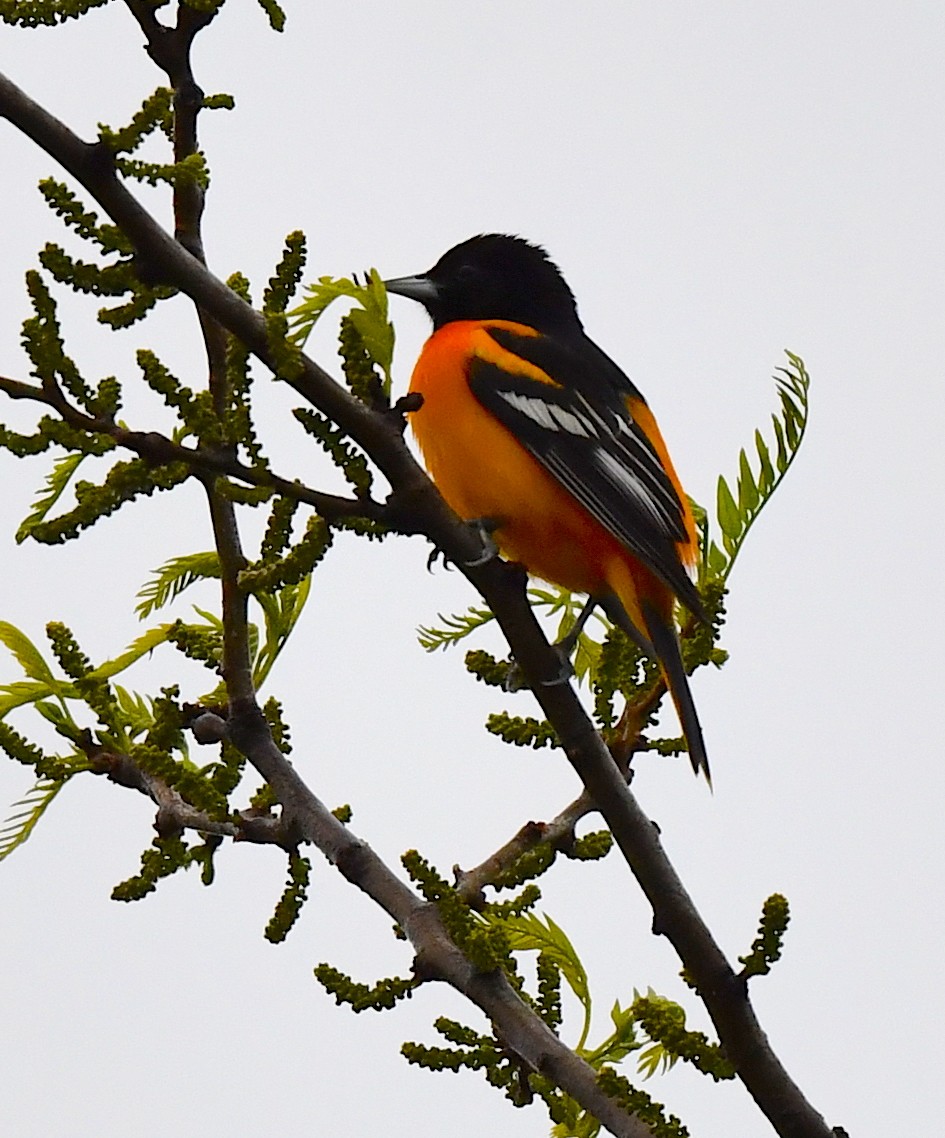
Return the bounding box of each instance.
[348,271,395,380]
[500,911,593,1050]
[0,777,68,862]
[417,605,496,651]
[571,632,602,684]
[91,625,174,679]
[190,605,224,632]
[755,429,775,494]
[716,475,741,539]
[778,387,804,426]
[783,403,800,449]
[772,414,789,471]
[636,1041,678,1080]
[113,685,155,736]
[289,276,360,334]
[579,1000,643,1069]
[702,353,810,584]
[0,623,60,688]
[0,680,63,718]
[706,541,727,578]
[252,576,312,687]
[737,448,759,512]
[33,700,83,742]
[288,269,394,392]
[136,551,221,618]
[15,452,87,544]
[419,584,609,686]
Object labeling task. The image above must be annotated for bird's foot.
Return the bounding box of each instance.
[504,643,574,692]
[462,517,501,568]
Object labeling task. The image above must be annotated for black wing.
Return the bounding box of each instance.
[469,325,701,613]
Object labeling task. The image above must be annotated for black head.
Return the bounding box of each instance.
[385,234,582,335]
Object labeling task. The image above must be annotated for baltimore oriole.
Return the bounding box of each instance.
[385,234,709,783]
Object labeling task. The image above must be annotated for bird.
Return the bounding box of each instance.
[385,234,710,783]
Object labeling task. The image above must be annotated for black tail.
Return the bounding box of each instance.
[641,600,711,786]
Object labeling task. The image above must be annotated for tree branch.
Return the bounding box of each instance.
[223,702,655,1138]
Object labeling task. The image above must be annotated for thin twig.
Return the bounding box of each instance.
[455,790,596,904]
[88,745,284,846]
[0,372,389,525]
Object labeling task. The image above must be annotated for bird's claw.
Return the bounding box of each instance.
[541,646,575,687]
[462,517,500,568]
[426,517,499,572]
[426,545,453,573]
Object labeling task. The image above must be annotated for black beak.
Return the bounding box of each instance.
[383,274,440,305]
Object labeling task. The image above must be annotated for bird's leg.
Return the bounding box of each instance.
[505,595,598,692]
[535,596,600,687]
[554,595,598,658]
[462,516,501,568]
[424,517,501,573]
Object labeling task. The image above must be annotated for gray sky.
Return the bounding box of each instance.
[1,3,943,1136]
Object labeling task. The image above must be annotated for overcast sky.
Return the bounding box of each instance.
[1,3,943,1137]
